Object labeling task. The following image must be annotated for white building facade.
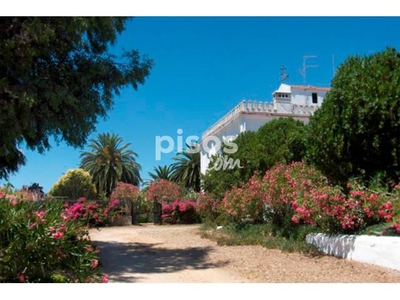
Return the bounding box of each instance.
[200,84,330,175]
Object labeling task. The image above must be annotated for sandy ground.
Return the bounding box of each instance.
[89,224,400,283]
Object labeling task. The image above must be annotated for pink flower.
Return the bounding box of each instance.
[52,231,64,239]
[49,227,56,233]
[383,202,393,210]
[0,192,5,198]
[91,259,99,269]
[369,194,378,201]
[109,199,120,208]
[11,199,18,207]
[60,213,68,221]
[29,223,36,230]
[179,203,187,212]
[291,216,299,223]
[102,274,109,283]
[20,273,25,282]
[34,210,46,219]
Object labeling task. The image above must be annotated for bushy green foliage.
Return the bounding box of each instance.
[0,17,153,179]
[307,47,400,185]
[203,118,307,199]
[48,168,97,200]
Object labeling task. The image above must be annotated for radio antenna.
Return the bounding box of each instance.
[280,65,289,83]
[299,55,318,84]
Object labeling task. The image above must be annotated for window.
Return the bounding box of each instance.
[312,93,318,104]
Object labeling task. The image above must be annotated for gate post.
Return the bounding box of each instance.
[153,197,162,225]
[130,200,138,225]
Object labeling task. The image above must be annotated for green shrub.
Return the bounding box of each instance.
[48,169,97,200]
[306,48,400,185]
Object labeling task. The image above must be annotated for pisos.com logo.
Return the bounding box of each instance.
[155,129,243,171]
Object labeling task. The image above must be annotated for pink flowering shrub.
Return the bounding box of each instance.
[63,197,122,227]
[110,182,140,209]
[161,199,199,224]
[110,182,140,201]
[145,180,181,203]
[221,162,397,235]
[0,187,110,283]
[196,192,221,221]
[222,176,265,223]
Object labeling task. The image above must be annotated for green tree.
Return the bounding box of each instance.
[80,133,141,196]
[48,168,97,200]
[202,118,307,199]
[171,145,201,192]
[148,165,174,181]
[306,48,400,185]
[0,17,153,179]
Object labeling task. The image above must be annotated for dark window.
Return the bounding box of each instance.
[312,93,318,104]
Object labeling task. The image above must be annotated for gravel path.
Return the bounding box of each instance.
[89,224,400,283]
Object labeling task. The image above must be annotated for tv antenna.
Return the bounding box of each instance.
[280,65,289,83]
[299,55,318,84]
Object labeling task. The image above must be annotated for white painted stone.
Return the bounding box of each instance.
[306,233,400,271]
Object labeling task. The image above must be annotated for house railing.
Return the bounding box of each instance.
[202,100,319,138]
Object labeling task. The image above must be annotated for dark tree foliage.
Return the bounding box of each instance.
[0,17,153,179]
[306,48,400,186]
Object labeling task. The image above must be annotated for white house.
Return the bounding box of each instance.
[200,83,330,174]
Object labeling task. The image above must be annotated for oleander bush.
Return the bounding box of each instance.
[161,200,199,224]
[220,162,397,237]
[0,187,119,283]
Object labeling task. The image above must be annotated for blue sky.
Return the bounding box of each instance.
[2,17,400,192]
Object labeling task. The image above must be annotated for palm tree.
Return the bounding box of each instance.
[80,133,141,196]
[148,165,173,181]
[171,144,200,192]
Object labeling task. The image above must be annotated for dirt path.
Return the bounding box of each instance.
[89,224,400,283]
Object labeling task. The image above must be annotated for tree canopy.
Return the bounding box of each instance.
[306,47,400,185]
[171,145,201,192]
[80,132,141,196]
[0,17,153,179]
[48,168,97,200]
[148,165,174,182]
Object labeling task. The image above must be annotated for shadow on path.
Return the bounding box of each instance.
[94,241,229,282]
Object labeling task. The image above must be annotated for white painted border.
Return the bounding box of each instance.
[306,233,400,271]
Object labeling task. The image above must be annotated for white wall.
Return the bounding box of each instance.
[291,89,327,106]
[200,115,242,174]
[306,233,400,271]
[201,113,312,174]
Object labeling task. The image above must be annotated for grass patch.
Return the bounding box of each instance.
[199,223,320,254]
